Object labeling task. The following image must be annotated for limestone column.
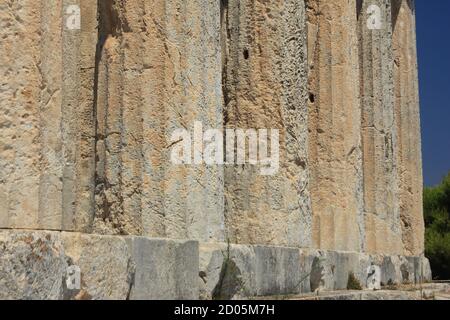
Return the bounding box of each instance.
[93,0,225,241]
[223,0,312,247]
[0,1,97,231]
[0,0,41,229]
[358,0,402,255]
[392,0,424,256]
[306,0,364,252]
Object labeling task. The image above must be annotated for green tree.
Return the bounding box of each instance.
[423,173,450,280]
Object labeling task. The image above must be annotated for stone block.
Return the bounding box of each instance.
[199,243,303,299]
[61,232,134,300]
[126,237,199,300]
[421,257,433,282]
[2,230,207,300]
[253,246,302,297]
[0,230,66,300]
[307,250,336,292]
[199,243,256,300]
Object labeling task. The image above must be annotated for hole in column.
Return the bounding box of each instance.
[243,49,249,60]
[309,93,315,103]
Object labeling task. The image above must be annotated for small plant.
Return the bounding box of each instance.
[212,239,249,300]
[347,272,363,290]
[383,279,399,291]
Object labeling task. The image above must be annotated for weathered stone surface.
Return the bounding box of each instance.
[0,0,430,300]
[307,250,337,292]
[223,0,311,248]
[0,230,203,300]
[0,1,42,230]
[358,0,402,255]
[0,230,66,300]
[380,256,404,285]
[0,230,134,300]
[303,250,371,292]
[0,230,432,300]
[0,0,97,232]
[366,265,382,290]
[126,237,199,300]
[0,0,426,254]
[199,243,255,300]
[254,246,303,297]
[392,0,425,256]
[0,0,225,240]
[306,0,365,252]
[421,256,433,282]
[199,243,303,299]
[199,243,431,299]
[61,232,134,300]
[93,0,225,241]
[304,0,424,257]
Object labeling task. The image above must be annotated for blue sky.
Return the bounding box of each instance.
[415,1,450,186]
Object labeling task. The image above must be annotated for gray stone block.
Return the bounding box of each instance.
[126,237,199,300]
[381,256,398,285]
[199,243,256,300]
[254,246,301,296]
[199,243,303,299]
[305,250,363,292]
[307,250,335,292]
[421,257,433,282]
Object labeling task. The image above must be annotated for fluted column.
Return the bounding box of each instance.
[0,0,97,231]
[358,0,402,255]
[223,0,311,247]
[93,0,225,241]
[306,0,365,252]
[392,0,424,256]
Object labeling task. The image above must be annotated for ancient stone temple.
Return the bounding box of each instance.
[0,0,431,299]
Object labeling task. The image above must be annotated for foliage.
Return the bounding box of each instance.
[347,272,363,290]
[423,173,450,280]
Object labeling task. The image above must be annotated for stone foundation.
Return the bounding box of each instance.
[0,230,431,300]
